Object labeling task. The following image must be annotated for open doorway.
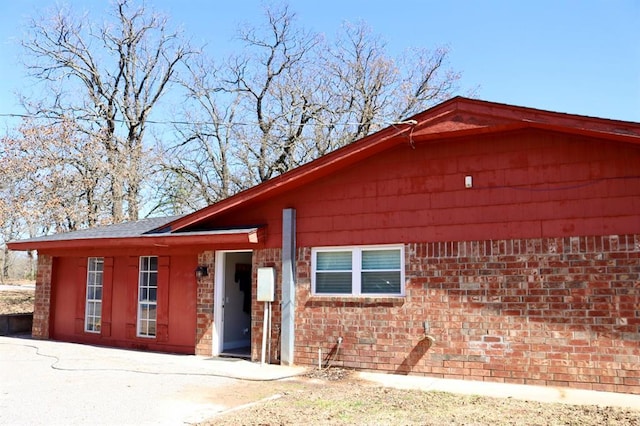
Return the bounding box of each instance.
[214,251,252,358]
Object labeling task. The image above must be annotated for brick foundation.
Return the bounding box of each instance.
[32,255,53,339]
[292,235,640,394]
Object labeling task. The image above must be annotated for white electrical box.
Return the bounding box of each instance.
[465,175,473,188]
[257,267,275,302]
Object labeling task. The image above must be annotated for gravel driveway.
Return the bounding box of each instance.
[0,336,303,425]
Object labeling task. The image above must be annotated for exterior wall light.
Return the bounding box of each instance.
[195,265,209,279]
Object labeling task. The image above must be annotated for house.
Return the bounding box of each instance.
[8,97,640,393]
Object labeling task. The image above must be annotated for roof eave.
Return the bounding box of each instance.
[7,228,261,252]
[412,121,640,145]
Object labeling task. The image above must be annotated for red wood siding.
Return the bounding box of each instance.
[45,251,198,354]
[168,255,198,348]
[206,129,639,246]
[50,257,78,339]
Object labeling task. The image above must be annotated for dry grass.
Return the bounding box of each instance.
[0,281,35,315]
[207,369,640,426]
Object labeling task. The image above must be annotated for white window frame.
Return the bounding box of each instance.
[137,256,158,338]
[311,245,405,296]
[85,257,104,333]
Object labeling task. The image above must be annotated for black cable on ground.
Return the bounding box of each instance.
[0,341,306,382]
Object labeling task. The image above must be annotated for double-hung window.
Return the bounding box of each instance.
[312,245,404,296]
[137,256,158,338]
[85,257,103,333]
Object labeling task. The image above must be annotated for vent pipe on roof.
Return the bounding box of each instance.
[392,119,418,125]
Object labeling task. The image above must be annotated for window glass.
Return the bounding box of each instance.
[316,272,352,293]
[362,249,401,270]
[313,246,403,296]
[137,256,158,338]
[85,257,104,333]
[316,251,352,270]
[361,271,402,294]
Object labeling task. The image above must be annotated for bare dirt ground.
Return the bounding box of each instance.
[0,280,35,314]
[205,369,640,426]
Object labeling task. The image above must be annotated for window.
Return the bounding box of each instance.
[312,245,404,296]
[137,256,158,338]
[85,257,103,333]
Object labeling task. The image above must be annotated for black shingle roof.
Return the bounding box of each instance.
[10,215,183,244]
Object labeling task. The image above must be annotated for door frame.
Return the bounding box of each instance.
[213,249,252,356]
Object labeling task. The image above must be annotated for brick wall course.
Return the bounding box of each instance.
[195,251,215,355]
[32,255,52,339]
[252,248,283,362]
[287,234,640,394]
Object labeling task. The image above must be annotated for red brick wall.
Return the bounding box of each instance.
[252,248,283,363]
[195,249,284,360]
[293,234,640,394]
[32,255,53,339]
[195,251,215,355]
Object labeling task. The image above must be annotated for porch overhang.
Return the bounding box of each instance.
[7,227,262,252]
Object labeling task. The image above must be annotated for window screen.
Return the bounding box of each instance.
[85,257,104,333]
[138,256,158,337]
[361,249,402,294]
[315,251,352,294]
[313,246,403,296]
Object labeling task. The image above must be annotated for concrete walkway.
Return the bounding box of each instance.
[1,336,638,425]
[0,335,305,380]
[0,336,305,425]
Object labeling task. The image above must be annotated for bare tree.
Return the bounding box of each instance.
[0,131,39,281]
[157,4,325,210]
[393,46,461,118]
[1,120,113,278]
[227,4,323,183]
[1,120,108,234]
[0,203,21,282]
[21,0,194,223]
[317,22,462,149]
[1,134,39,251]
[321,23,395,144]
[154,4,464,213]
[146,55,249,216]
[175,59,244,202]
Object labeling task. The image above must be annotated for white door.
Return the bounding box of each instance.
[213,250,252,356]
